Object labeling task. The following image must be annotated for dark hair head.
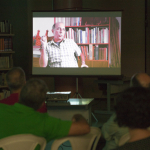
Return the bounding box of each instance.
[115,87,150,129]
[6,67,26,91]
[19,78,48,110]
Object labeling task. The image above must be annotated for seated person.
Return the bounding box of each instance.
[0,67,47,113]
[114,87,150,150]
[101,73,150,150]
[0,78,90,150]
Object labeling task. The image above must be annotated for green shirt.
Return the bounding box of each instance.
[0,103,72,143]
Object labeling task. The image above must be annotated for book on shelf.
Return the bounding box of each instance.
[93,28,95,43]
[90,29,93,43]
[66,28,75,40]
[99,47,107,60]
[74,28,76,42]
[79,46,89,60]
[95,27,98,43]
[0,20,13,34]
[85,27,89,43]
[89,44,93,60]
[89,29,91,44]
[0,38,4,51]
[0,37,12,51]
[4,37,12,51]
[94,45,99,60]
[105,47,108,60]
[0,57,10,68]
[61,17,80,26]
[97,27,99,43]
[78,29,80,43]
[71,18,75,26]
[98,28,101,43]
[83,46,88,59]
[101,28,104,43]
[104,27,109,43]
[82,31,85,43]
[4,20,10,33]
[0,22,5,33]
[86,46,89,60]
[79,30,82,43]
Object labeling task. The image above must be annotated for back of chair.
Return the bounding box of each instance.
[51,127,101,150]
[0,134,46,150]
[118,133,130,146]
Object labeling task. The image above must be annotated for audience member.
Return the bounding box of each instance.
[130,73,150,88]
[101,73,150,150]
[114,87,150,150]
[0,67,47,113]
[0,78,90,149]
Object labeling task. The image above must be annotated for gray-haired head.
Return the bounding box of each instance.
[6,67,26,92]
[19,78,48,110]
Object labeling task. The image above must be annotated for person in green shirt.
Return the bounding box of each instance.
[0,78,90,149]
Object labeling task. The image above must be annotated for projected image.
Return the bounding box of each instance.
[33,16,121,69]
[32,11,121,75]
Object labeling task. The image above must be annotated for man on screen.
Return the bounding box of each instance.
[39,22,88,68]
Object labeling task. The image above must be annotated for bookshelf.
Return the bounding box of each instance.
[54,17,110,68]
[0,33,15,100]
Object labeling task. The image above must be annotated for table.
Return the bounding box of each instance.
[47,98,94,125]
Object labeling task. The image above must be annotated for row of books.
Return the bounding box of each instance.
[55,17,109,26]
[79,46,89,60]
[0,57,12,68]
[65,27,109,44]
[79,45,108,60]
[0,90,10,100]
[0,20,13,33]
[0,37,12,51]
[94,46,108,60]
[55,17,82,26]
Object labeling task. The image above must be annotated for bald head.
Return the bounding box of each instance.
[130,73,150,88]
[52,22,65,42]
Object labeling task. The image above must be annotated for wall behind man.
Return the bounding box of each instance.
[0,0,147,97]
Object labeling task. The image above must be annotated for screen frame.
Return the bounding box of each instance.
[32,10,122,77]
